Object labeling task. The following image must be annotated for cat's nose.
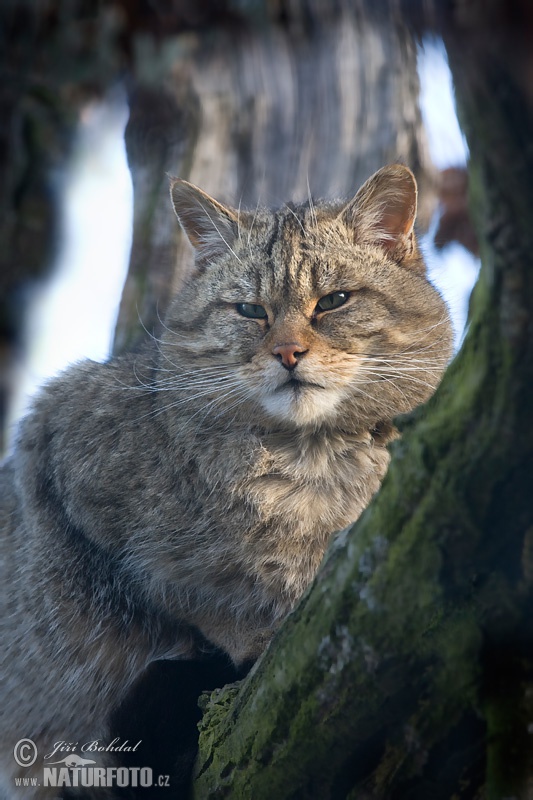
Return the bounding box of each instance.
[272,342,308,371]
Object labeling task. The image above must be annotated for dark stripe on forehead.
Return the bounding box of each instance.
[274,208,305,296]
[303,238,322,298]
[290,214,320,298]
[264,212,282,261]
[256,211,284,298]
[302,209,336,297]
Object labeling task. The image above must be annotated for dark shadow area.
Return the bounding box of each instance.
[110,654,250,799]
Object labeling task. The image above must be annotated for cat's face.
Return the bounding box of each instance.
[164,166,453,430]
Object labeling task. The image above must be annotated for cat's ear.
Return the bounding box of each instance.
[340,164,418,257]
[170,178,239,266]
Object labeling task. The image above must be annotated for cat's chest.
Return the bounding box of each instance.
[238,429,390,534]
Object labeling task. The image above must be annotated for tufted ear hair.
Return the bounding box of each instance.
[339,164,418,257]
[170,178,240,266]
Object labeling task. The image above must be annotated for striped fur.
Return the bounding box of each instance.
[0,166,452,797]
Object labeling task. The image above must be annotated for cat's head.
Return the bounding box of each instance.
[164,165,453,431]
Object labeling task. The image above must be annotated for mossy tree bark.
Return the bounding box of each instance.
[190,8,533,800]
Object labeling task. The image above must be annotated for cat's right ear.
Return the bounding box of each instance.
[339,165,418,260]
[169,178,239,266]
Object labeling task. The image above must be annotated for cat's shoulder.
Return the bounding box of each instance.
[17,348,153,441]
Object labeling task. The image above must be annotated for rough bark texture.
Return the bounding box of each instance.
[190,7,533,799]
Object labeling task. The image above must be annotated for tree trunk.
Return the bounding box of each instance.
[190,6,533,798]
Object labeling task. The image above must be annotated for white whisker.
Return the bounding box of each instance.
[306,174,318,229]
[284,204,306,236]
[247,195,262,248]
[196,199,243,264]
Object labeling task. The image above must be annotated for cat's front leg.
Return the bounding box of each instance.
[220,625,276,666]
[187,611,278,666]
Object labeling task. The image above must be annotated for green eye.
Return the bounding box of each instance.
[236,303,268,319]
[316,291,349,313]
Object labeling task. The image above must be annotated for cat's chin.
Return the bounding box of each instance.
[259,384,343,427]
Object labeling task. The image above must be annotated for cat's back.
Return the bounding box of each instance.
[0,459,25,594]
[0,458,19,532]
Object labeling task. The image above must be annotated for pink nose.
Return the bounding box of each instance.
[272,342,308,370]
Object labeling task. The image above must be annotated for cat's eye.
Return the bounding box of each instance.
[236,302,268,320]
[315,291,349,313]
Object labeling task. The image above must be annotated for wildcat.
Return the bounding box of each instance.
[0,165,452,798]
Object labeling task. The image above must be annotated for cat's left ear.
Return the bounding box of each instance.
[170,178,239,266]
[340,164,418,260]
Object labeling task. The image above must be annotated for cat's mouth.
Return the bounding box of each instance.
[260,375,342,423]
[277,377,323,393]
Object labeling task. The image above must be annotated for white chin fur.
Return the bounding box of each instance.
[259,386,343,426]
